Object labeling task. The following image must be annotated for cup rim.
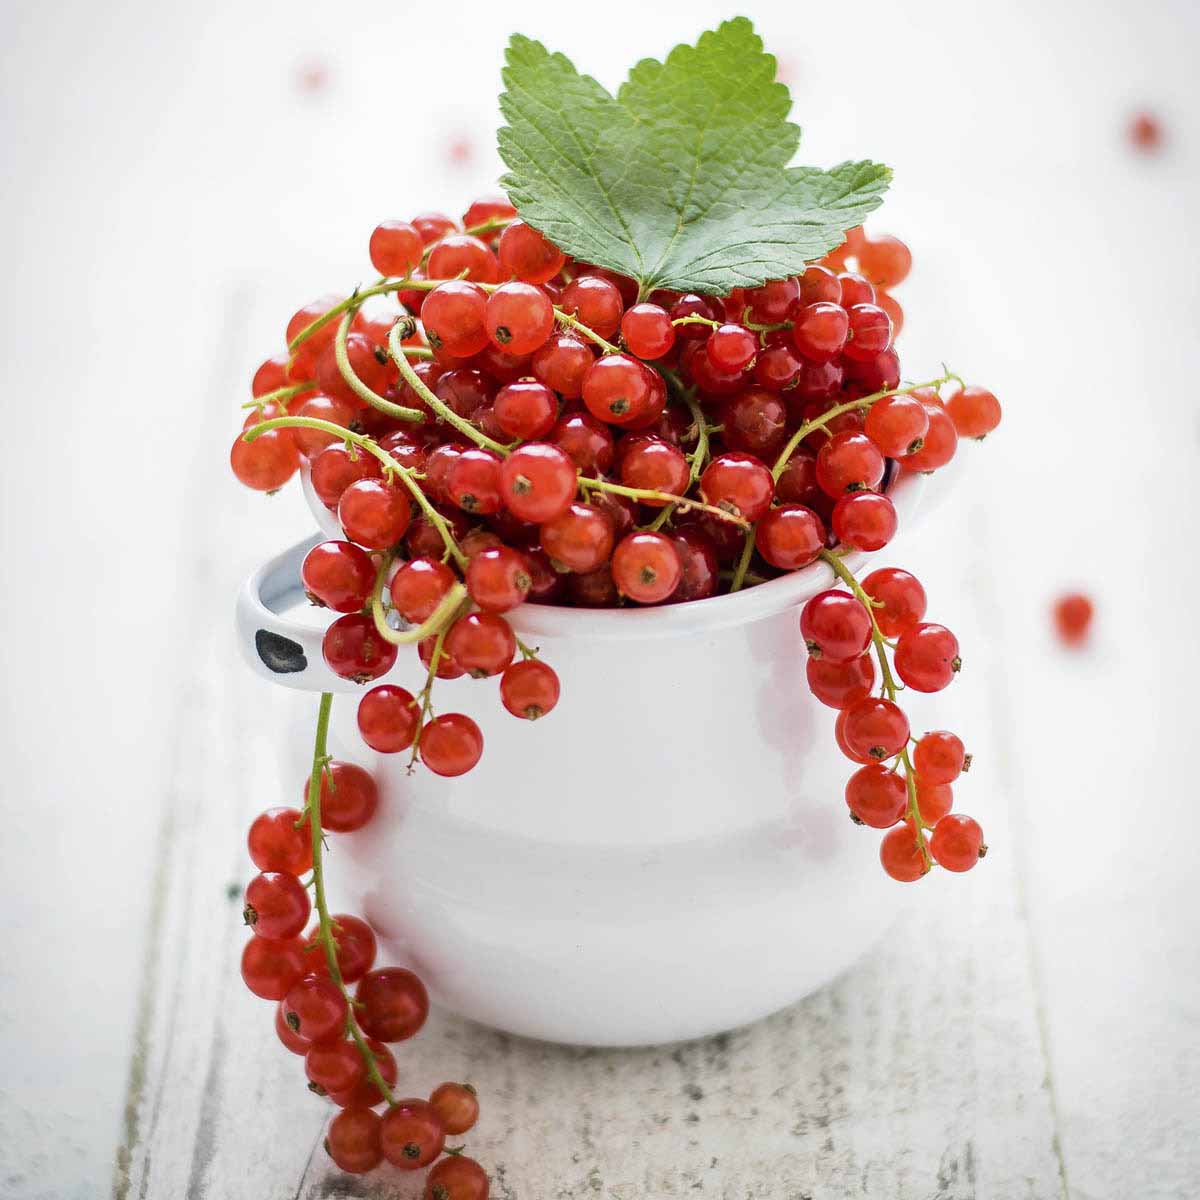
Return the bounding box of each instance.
[301,464,927,640]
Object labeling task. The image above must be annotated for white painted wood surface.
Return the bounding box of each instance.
[1,1,1198,1197]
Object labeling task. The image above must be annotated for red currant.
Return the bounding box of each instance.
[621,303,676,359]
[241,935,307,1000]
[485,282,554,355]
[722,388,788,458]
[880,824,929,882]
[429,1082,480,1135]
[796,265,841,307]
[532,333,594,398]
[310,443,383,510]
[841,697,910,761]
[357,685,420,753]
[706,323,757,372]
[1053,592,1093,645]
[304,760,379,832]
[493,379,558,440]
[800,590,872,662]
[698,452,774,522]
[669,527,720,602]
[390,557,456,623]
[894,623,961,692]
[301,540,374,612]
[500,442,576,523]
[619,436,688,504]
[412,212,458,244]
[381,1099,446,1169]
[836,271,876,307]
[582,353,654,427]
[611,531,682,604]
[282,974,347,1044]
[247,807,312,875]
[323,613,397,684]
[791,302,848,361]
[499,658,561,720]
[916,777,954,825]
[856,235,912,289]
[864,394,929,457]
[930,813,986,872]
[252,353,289,397]
[304,913,377,983]
[861,567,926,637]
[422,281,489,357]
[448,448,504,515]
[540,502,614,572]
[913,731,967,785]
[904,403,958,473]
[946,385,1001,439]
[815,431,885,497]
[356,967,429,1041]
[306,1039,366,1095]
[424,1154,489,1200]
[745,276,800,321]
[845,764,908,827]
[243,872,310,940]
[326,1107,384,1174]
[832,491,897,551]
[427,234,500,284]
[446,612,516,677]
[230,429,299,492]
[466,546,532,612]
[497,219,566,284]
[805,652,875,709]
[756,504,826,569]
[560,275,624,337]
[338,479,411,550]
[420,713,484,776]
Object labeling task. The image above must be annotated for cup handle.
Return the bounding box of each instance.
[235,535,366,693]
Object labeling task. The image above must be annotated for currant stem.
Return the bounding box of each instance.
[242,416,468,568]
[303,692,398,1107]
[335,311,426,424]
[515,636,538,661]
[241,382,314,411]
[770,372,958,482]
[370,553,468,647]
[552,307,620,355]
[671,313,721,332]
[729,530,757,593]
[578,475,749,527]
[819,549,932,869]
[386,323,512,456]
[408,622,453,768]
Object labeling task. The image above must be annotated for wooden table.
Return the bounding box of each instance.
[1,2,1197,1197]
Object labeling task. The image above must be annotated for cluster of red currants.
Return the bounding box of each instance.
[239,761,489,1194]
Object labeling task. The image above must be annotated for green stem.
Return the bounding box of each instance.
[386,323,512,456]
[553,307,621,355]
[729,529,758,593]
[578,475,749,527]
[303,693,397,1106]
[243,416,467,568]
[671,313,720,332]
[819,549,932,870]
[463,216,514,239]
[770,373,957,483]
[240,381,315,411]
[515,636,539,661]
[334,311,425,424]
[370,554,468,647]
[408,623,452,768]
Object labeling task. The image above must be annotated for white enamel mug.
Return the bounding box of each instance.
[236,468,931,1047]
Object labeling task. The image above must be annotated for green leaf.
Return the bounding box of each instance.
[498,18,891,297]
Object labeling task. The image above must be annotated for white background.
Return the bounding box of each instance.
[1,0,1198,1196]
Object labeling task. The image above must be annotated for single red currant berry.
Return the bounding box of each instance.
[304,760,379,832]
[835,708,875,765]
[462,196,516,228]
[816,431,885,497]
[856,235,912,289]
[791,302,849,361]
[560,275,624,338]
[619,436,688,504]
[832,491,897,552]
[669,293,721,339]
[447,448,504,515]
[493,379,558,441]
[422,281,489,357]
[946,385,1002,440]
[1053,592,1094,646]
[669,527,720,602]
[427,234,500,284]
[338,478,411,550]
[621,302,676,360]
[836,271,875,307]
[282,975,347,1044]
[611,531,682,604]
[774,448,822,506]
[745,276,800,321]
[288,394,356,458]
[532,333,594,398]
[306,1039,366,1095]
[500,659,561,720]
[381,1099,446,1170]
[720,387,787,458]
[800,590,872,662]
[540,502,614,572]
[550,411,614,474]
[429,1082,480,1135]
[357,685,420,754]
[753,342,803,392]
[904,403,958,473]
[864,394,929,457]
[286,293,343,374]
[411,212,458,245]
[424,1152,490,1200]
[243,872,310,940]
[805,652,876,710]
[1128,110,1163,152]
[706,323,758,372]
[566,565,618,607]
[419,635,466,679]
[445,613,516,678]
[861,568,927,637]
[913,731,968,785]
[880,825,930,882]
[894,623,961,692]
[323,613,398,684]
[756,504,826,570]
[251,353,289,398]
[497,219,566,284]
[845,764,909,828]
[355,967,429,1042]
[698,452,775,523]
[796,264,841,307]
[930,813,986,872]
[875,291,904,338]
[304,913,377,983]
[240,935,307,1000]
[301,540,374,613]
[332,1039,397,1108]
[916,777,954,825]
[325,1107,384,1174]
[485,282,555,355]
[275,999,312,1054]
[247,807,312,875]
[841,697,910,761]
[230,429,299,491]
[390,557,457,623]
[420,713,484,777]
[310,443,383,510]
[466,546,532,612]
[581,353,654,427]
[369,220,423,277]
[500,441,577,523]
